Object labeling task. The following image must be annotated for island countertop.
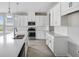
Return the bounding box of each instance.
[0,32,27,57]
[48,31,68,37]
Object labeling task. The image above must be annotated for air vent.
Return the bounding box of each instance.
[35,12,47,16]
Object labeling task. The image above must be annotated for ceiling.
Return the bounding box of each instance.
[0,2,57,13]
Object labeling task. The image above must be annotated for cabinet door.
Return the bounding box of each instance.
[46,33,49,45]
[50,8,54,26]
[36,16,49,26]
[48,35,54,52]
[61,2,69,13]
[40,16,44,26]
[48,36,52,49]
[46,33,54,52]
[36,31,46,39]
[50,3,61,26]
[51,36,54,52]
[54,37,68,56]
[72,2,79,7]
[61,2,79,16]
[36,16,39,26]
[43,16,49,26]
[54,3,61,26]
[36,16,43,26]
[15,15,28,27]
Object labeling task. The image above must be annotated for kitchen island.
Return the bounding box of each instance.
[0,32,28,57]
[46,31,69,57]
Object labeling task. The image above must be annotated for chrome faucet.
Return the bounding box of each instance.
[14,27,18,37]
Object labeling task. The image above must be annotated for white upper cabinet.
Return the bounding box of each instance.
[14,15,28,27]
[54,3,61,26]
[36,16,44,26]
[61,2,79,16]
[50,8,54,26]
[28,12,35,21]
[50,2,79,26]
[35,12,49,39]
[50,3,61,26]
[72,2,79,7]
[35,13,49,27]
[43,16,49,26]
[61,2,69,14]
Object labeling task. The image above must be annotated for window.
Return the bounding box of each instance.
[0,15,14,36]
[5,15,14,34]
[0,16,4,35]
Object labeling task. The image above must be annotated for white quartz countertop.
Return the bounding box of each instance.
[48,31,68,37]
[0,33,27,57]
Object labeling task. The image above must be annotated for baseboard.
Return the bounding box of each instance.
[66,53,72,57]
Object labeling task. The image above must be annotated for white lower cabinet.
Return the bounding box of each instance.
[46,33,54,52]
[36,26,49,39]
[49,37,54,53]
[50,3,61,26]
[36,31,46,39]
[46,33,68,57]
[46,33,49,45]
[54,36,68,57]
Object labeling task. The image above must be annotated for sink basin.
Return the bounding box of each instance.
[14,35,24,39]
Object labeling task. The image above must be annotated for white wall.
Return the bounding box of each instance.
[67,12,79,57]
[68,12,79,43]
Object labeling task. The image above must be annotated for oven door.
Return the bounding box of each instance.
[28,31,36,37]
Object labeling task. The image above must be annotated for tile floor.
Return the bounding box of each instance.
[27,39,55,57]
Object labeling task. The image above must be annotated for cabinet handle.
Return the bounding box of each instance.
[69,2,72,8]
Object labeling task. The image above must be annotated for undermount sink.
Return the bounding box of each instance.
[14,35,25,39]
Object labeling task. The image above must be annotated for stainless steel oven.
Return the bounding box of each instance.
[28,22,35,26]
[28,22,36,40]
[28,27,36,37]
